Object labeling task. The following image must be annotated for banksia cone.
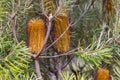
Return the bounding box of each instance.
[95,68,110,80]
[53,15,70,53]
[27,18,45,54]
[103,0,114,15]
[43,0,56,15]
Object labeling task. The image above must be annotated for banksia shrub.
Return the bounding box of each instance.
[53,15,70,53]
[27,18,45,54]
[95,68,110,80]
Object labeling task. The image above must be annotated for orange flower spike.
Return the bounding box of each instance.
[54,15,70,53]
[27,18,45,54]
[95,68,110,80]
[106,0,114,14]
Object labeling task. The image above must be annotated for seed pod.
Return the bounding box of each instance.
[27,18,45,54]
[95,68,110,80]
[53,15,70,53]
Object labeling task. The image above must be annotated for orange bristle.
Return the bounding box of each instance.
[104,0,114,15]
[95,68,110,80]
[53,15,70,53]
[106,0,113,14]
[27,18,45,54]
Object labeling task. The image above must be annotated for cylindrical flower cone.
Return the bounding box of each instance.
[103,0,114,15]
[102,0,114,26]
[27,18,45,54]
[106,0,114,15]
[53,15,70,53]
[95,68,110,80]
[43,0,56,15]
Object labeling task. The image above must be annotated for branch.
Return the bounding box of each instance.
[56,57,62,80]
[39,47,79,59]
[97,22,107,48]
[62,55,74,70]
[9,0,21,43]
[41,0,49,19]
[9,0,21,19]
[51,0,65,19]
[35,59,43,80]
[12,16,19,43]
[71,0,96,26]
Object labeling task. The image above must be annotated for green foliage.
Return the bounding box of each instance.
[110,43,120,80]
[63,0,75,8]
[78,44,113,69]
[0,0,7,21]
[61,71,93,80]
[0,0,120,79]
[0,34,32,79]
[61,71,75,80]
[19,72,37,80]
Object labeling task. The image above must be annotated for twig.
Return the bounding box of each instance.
[9,0,21,43]
[41,0,49,19]
[62,55,75,70]
[51,0,65,19]
[35,59,43,80]
[97,22,106,48]
[56,57,62,80]
[71,0,96,26]
[12,16,19,43]
[39,47,79,59]
[41,0,63,20]
[10,0,21,19]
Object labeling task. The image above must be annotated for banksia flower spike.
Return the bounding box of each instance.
[53,14,70,53]
[106,0,114,15]
[103,0,114,15]
[43,0,56,15]
[95,68,110,80]
[27,18,45,54]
